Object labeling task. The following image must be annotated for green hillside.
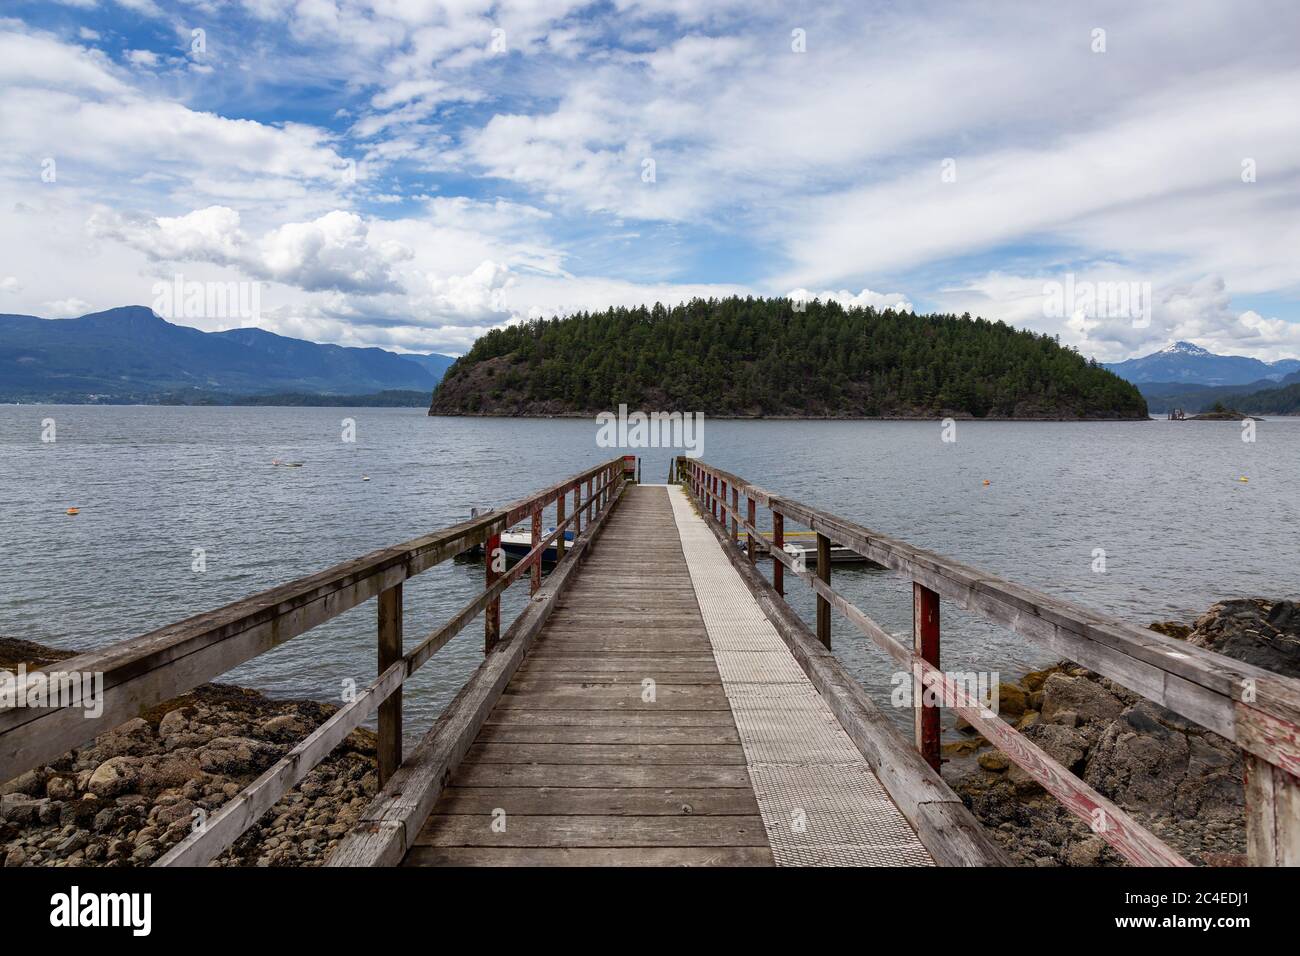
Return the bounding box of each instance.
[429,297,1147,419]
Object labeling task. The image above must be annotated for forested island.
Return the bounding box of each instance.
[428,297,1147,419]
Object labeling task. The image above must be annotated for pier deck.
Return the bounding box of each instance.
[406,485,931,866]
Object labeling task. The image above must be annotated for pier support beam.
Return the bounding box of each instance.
[485,533,501,653]
[1246,755,1300,865]
[377,583,403,786]
[556,495,566,560]
[773,512,784,596]
[815,533,831,648]
[746,497,756,564]
[912,582,941,772]
[530,509,543,594]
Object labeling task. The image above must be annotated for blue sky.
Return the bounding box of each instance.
[2,0,1298,359]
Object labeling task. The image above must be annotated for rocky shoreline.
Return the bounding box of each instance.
[942,598,1299,866]
[0,639,377,867]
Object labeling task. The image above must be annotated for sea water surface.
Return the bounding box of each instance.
[1,406,1296,739]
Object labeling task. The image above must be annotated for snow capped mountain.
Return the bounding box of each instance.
[1160,341,1212,356]
[1104,342,1300,386]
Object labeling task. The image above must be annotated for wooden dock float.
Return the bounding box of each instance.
[4,453,1299,868]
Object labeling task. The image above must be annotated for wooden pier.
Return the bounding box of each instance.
[3,455,1299,867]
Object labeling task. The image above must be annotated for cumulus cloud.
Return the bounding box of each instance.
[0,276,20,293]
[89,206,412,294]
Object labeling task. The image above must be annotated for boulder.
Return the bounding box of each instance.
[1182,599,1300,678]
[1040,673,1123,724]
[87,757,140,798]
[997,682,1028,717]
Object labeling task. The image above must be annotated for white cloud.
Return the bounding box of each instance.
[787,288,913,313]
[89,205,413,294]
[126,49,161,68]
[1,276,20,293]
[45,297,92,317]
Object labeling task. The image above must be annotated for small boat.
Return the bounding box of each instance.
[500,527,576,562]
[461,523,576,563]
[740,531,882,567]
[272,459,304,468]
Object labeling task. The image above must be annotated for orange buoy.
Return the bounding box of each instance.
[66,507,79,515]
[982,479,991,486]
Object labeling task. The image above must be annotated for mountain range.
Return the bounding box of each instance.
[0,306,455,404]
[1101,341,1300,414]
[1102,341,1300,386]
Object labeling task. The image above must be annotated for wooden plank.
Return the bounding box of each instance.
[433,786,757,815]
[403,846,772,867]
[476,724,740,745]
[482,710,739,728]
[494,688,731,711]
[464,742,747,765]
[414,814,769,847]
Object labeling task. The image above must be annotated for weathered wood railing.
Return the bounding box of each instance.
[0,455,633,867]
[677,457,1300,867]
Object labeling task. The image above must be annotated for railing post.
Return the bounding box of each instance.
[912,581,941,772]
[573,485,582,538]
[720,479,727,522]
[530,508,543,594]
[1246,755,1300,865]
[773,511,784,595]
[815,533,831,648]
[556,494,566,560]
[746,497,756,564]
[586,478,593,522]
[377,582,403,786]
[730,487,739,544]
[485,532,501,653]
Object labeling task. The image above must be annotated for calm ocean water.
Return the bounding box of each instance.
[1,406,1296,739]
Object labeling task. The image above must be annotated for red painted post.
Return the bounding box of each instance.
[377,582,402,785]
[773,511,784,596]
[720,480,727,523]
[485,532,501,653]
[913,581,941,771]
[731,487,739,544]
[747,497,756,564]
[816,534,831,648]
[530,508,543,594]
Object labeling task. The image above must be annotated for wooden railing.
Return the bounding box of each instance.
[677,457,1300,867]
[0,455,633,867]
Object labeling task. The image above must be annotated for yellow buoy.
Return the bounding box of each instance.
[1239,477,1249,483]
[66,507,79,515]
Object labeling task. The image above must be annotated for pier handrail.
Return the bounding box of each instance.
[0,455,634,867]
[677,457,1300,866]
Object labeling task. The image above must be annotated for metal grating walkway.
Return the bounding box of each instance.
[667,485,934,867]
